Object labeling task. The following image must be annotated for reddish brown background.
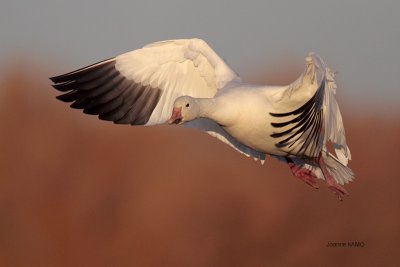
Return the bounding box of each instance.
[0,64,399,266]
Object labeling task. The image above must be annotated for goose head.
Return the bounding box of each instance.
[168,96,200,124]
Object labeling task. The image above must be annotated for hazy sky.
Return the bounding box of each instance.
[1,0,399,111]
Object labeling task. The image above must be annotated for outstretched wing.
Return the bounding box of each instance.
[51,39,266,162]
[50,38,240,125]
[269,53,351,166]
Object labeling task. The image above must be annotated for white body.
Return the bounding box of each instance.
[202,84,285,155]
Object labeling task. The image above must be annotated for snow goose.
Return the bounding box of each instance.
[50,38,354,200]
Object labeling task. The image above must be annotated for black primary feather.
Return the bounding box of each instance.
[50,58,163,125]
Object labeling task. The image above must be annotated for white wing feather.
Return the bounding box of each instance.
[115,39,240,125]
[284,53,351,166]
[273,54,353,184]
[311,54,352,166]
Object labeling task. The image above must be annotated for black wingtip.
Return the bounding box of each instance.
[51,82,75,92]
[49,74,69,84]
[49,57,116,84]
[55,94,66,101]
[55,94,73,102]
[49,75,59,83]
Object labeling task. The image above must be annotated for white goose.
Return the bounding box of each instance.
[50,38,354,200]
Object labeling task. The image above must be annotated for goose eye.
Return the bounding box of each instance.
[186,103,190,107]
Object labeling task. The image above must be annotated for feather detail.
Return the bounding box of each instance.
[270,53,351,167]
[312,54,351,166]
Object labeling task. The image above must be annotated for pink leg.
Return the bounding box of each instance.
[286,158,319,189]
[318,155,349,200]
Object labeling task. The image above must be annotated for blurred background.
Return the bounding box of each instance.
[1,0,399,266]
